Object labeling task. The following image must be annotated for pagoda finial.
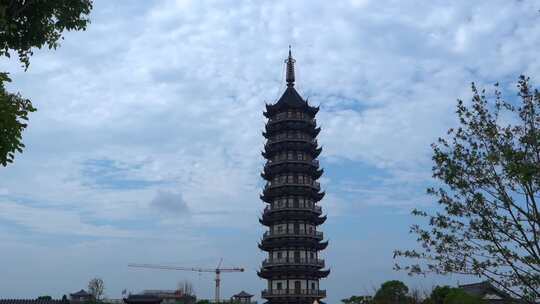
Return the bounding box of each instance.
[285,45,296,87]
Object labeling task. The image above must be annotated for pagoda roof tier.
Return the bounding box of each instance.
[263,123,321,138]
[258,268,330,279]
[265,158,320,169]
[266,115,316,127]
[262,145,322,159]
[261,165,323,181]
[263,87,319,118]
[265,138,318,149]
[261,187,325,202]
[259,239,328,251]
[260,193,325,204]
[259,213,327,226]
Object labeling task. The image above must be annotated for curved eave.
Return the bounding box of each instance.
[261,165,322,180]
[259,241,329,251]
[263,142,322,159]
[259,238,328,251]
[260,212,327,226]
[261,187,325,201]
[264,122,319,138]
[258,268,330,279]
[260,190,325,204]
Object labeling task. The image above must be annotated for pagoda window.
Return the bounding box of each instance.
[298,175,304,184]
[293,197,299,208]
[277,252,282,259]
[287,110,293,118]
[287,151,294,160]
[276,282,283,290]
[297,152,305,160]
[310,252,315,259]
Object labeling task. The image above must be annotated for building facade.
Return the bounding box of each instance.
[459,281,524,304]
[258,49,329,304]
[141,290,195,304]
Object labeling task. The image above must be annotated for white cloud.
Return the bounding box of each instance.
[150,190,189,215]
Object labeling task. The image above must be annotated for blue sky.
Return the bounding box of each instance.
[1,0,540,302]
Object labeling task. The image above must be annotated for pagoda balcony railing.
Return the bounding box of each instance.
[266,137,317,145]
[261,289,326,298]
[262,258,324,267]
[265,181,320,190]
[263,230,323,239]
[268,116,316,125]
[264,205,322,213]
[266,159,319,167]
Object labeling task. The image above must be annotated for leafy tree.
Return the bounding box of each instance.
[37,296,52,300]
[88,277,105,301]
[0,73,34,166]
[0,0,93,69]
[373,280,410,304]
[0,0,92,166]
[442,289,484,304]
[341,295,373,304]
[195,300,211,304]
[394,76,540,303]
[426,286,452,304]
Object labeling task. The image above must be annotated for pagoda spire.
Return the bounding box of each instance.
[285,45,296,87]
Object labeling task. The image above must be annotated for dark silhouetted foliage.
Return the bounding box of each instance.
[0,0,93,69]
[442,289,483,304]
[341,295,373,304]
[0,72,34,166]
[373,280,410,304]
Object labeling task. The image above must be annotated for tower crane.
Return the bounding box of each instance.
[128,259,244,303]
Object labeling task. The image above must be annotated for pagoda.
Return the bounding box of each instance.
[258,48,329,304]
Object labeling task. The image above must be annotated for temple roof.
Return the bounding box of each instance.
[69,290,90,297]
[276,87,307,108]
[233,291,253,298]
[458,281,516,301]
[265,87,319,117]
